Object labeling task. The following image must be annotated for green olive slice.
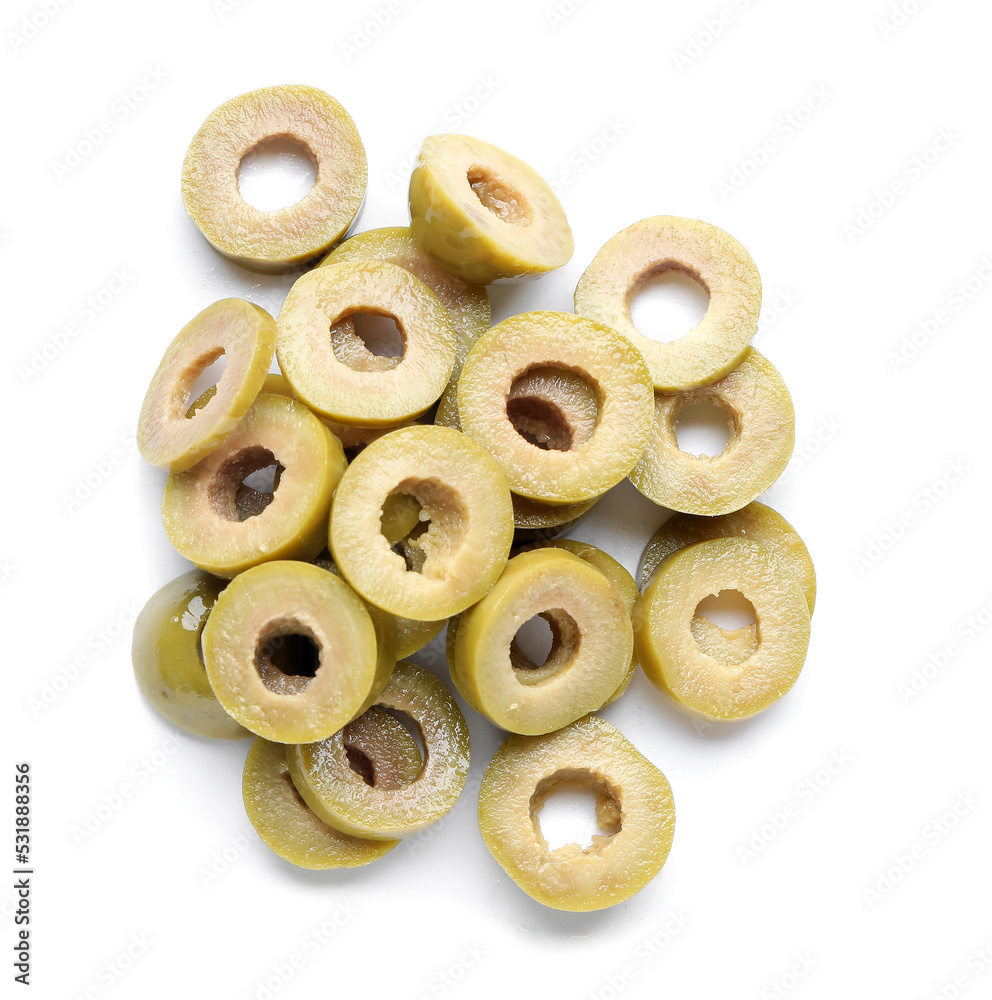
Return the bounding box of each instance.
[574,215,761,391]
[478,715,675,911]
[131,570,248,740]
[458,311,654,504]
[531,540,639,707]
[451,549,631,735]
[137,299,275,473]
[630,349,794,516]
[638,501,816,613]
[162,392,345,578]
[182,85,366,272]
[242,738,397,869]
[409,134,573,284]
[330,425,514,620]
[202,560,379,743]
[277,260,456,427]
[320,226,491,368]
[634,537,810,720]
[288,662,470,839]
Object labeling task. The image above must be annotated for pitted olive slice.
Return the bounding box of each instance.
[409,134,573,284]
[330,425,514,620]
[277,261,456,426]
[634,537,810,720]
[288,662,470,839]
[458,311,653,504]
[451,548,631,735]
[574,215,761,391]
[162,392,345,578]
[202,560,379,743]
[478,715,675,911]
[138,298,275,473]
[630,349,794,517]
[182,85,366,272]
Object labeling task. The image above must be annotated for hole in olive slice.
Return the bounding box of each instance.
[509,609,581,685]
[255,622,321,695]
[505,364,600,453]
[210,446,286,522]
[627,264,710,345]
[183,349,227,418]
[344,747,376,785]
[695,589,757,630]
[507,396,573,451]
[530,767,621,852]
[467,165,533,226]
[675,400,736,458]
[331,310,406,371]
[380,492,433,574]
[237,134,318,212]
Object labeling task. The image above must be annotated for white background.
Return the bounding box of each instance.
[4,0,992,997]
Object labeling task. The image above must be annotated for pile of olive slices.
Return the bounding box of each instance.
[132,84,813,912]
